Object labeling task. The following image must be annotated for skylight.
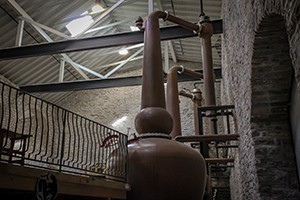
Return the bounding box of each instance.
[91,4,105,14]
[66,15,94,37]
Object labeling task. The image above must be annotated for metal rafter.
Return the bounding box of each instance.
[104,48,143,78]
[8,0,139,81]
[15,19,24,46]
[85,18,134,34]
[19,16,72,39]
[20,68,222,93]
[95,55,143,69]
[7,0,90,80]
[0,20,223,60]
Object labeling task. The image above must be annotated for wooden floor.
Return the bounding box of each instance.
[0,163,127,200]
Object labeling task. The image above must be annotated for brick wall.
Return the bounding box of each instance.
[222,0,300,199]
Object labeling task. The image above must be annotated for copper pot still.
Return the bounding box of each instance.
[127,11,207,200]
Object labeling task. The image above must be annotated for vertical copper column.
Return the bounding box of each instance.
[166,66,203,138]
[166,65,183,138]
[192,87,203,135]
[201,18,216,107]
[135,11,173,135]
[128,11,207,200]
[178,88,203,135]
[200,17,216,138]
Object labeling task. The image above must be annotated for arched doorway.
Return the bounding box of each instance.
[251,14,300,198]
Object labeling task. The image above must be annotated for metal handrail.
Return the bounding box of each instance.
[0,81,128,182]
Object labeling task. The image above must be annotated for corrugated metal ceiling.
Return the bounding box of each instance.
[0,0,222,104]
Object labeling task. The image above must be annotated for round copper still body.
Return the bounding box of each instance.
[127,137,207,200]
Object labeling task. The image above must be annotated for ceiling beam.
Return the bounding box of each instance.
[95,55,143,69]
[0,19,222,60]
[7,0,92,79]
[19,16,72,39]
[20,68,222,93]
[84,18,134,34]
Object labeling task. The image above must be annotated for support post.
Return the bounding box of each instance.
[15,19,24,47]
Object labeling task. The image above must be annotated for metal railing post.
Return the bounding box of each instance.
[59,110,67,172]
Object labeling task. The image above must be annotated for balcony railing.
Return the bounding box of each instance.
[0,81,128,182]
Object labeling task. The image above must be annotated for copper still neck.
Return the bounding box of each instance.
[135,11,201,136]
[128,11,207,200]
[135,11,173,135]
[166,65,203,138]
[166,65,183,138]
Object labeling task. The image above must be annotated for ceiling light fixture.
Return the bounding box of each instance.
[119,49,129,55]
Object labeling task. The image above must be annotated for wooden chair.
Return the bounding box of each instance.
[0,128,31,165]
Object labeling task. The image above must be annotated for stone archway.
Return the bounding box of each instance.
[251,14,300,198]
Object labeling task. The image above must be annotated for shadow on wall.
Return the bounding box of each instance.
[290,77,300,181]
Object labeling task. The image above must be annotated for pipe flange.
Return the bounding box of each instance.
[139,133,171,139]
[177,65,184,74]
[199,15,211,24]
[163,10,169,21]
[191,94,196,100]
[135,16,144,30]
[193,23,202,35]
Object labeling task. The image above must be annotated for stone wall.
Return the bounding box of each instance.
[57,78,222,138]
[222,0,300,199]
[58,62,222,138]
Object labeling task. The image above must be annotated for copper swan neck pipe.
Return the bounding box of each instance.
[166,65,203,138]
[166,65,183,138]
[135,11,201,135]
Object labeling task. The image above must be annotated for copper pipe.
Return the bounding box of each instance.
[200,18,216,138]
[200,21,215,107]
[179,89,203,135]
[179,90,194,99]
[174,133,240,142]
[141,11,166,109]
[135,11,204,135]
[166,65,183,138]
[129,11,207,200]
[192,88,202,135]
[166,12,200,32]
[167,66,203,138]
[135,11,173,135]
[178,67,203,79]
[178,90,202,104]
